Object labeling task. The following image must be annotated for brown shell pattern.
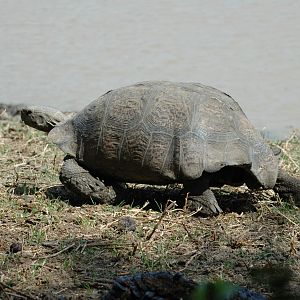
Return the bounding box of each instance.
[56,81,277,186]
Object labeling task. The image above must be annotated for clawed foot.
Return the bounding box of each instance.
[186,189,223,216]
[60,156,116,204]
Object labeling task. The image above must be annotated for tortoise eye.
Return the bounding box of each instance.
[35,116,44,125]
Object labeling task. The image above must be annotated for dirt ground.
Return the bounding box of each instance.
[0,116,299,299]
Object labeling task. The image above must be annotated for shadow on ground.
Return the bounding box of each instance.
[45,183,259,215]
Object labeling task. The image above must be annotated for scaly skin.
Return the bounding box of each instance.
[59,156,116,204]
[21,105,68,132]
[274,168,300,206]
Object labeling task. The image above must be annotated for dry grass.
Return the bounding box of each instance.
[0,119,299,299]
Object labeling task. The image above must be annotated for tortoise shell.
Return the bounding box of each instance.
[48,81,278,187]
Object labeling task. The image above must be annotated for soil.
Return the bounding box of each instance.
[0,111,299,299]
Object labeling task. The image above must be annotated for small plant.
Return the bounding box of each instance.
[139,251,161,270]
[28,228,46,245]
[190,280,239,300]
[30,259,47,278]
[62,255,74,270]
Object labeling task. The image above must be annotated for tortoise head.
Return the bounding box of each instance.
[250,144,279,189]
[21,106,66,133]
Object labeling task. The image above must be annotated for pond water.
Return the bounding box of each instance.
[1,0,299,138]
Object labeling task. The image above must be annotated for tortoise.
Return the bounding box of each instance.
[21,81,300,215]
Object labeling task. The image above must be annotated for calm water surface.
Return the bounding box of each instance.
[1,1,299,137]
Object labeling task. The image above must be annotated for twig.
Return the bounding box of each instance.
[132,201,150,215]
[284,132,297,149]
[173,207,203,220]
[41,239,134,259]
[289,230,298,256]
[145,200,176,241]
[78,277,112,289]
[179,251,200,272]
[13,167,19,186]
[182,223,199,245]
[41,243,76,259]
[0,282,35,300]
[276,144,299,171]
[6,292,28,299]
[0,108,7,118]
[131,240,138,256]
[53,288,68,295]
[183,192,189,211]
[13,162,28,168]
[0,282,10,300]
[266,205,299,227]
[85,240,132,248]
[13,145,50,168]
[80,277,113,284]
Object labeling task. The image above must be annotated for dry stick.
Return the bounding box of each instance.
[183,192,189,211]
[52,153,58,170]
[13,161,28,168]
[0,282,35,300]
[276,144,299,171]
[0,283,10,300]
[145,200,176,241]
[179,251,200,272]
[174,207,203,220]
[131,240,139,256]
[266,205,299,227]
[132,200,150,216]
[13,144,50,168]
[85,240,132,248]
[289,230,298,256]
[179,223,203,272]
[40,239,134,260]
[284,131,297,149]
[0,108,6,118]
[41,243,76,259]
[53,288,68,295]
[182,223,199,245]
[6,292,29,300]
[13,167,19,186]
[79,276,113,285]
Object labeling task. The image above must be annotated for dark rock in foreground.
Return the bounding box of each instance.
[102,271,266,300]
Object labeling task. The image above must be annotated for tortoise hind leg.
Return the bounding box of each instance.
[59,156,116,204]
[274,168,300,206]
[183,180,222,216]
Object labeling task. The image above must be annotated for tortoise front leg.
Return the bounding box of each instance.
[186,189,223,216]
[183,180,222,216]
[59,156,116,204]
